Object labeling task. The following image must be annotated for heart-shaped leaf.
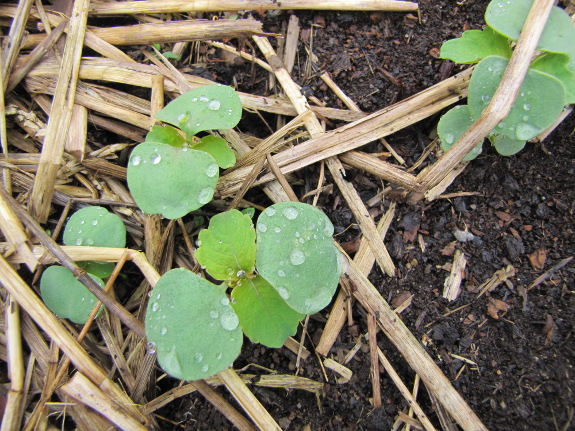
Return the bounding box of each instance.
[145,125,185,147]
[256,202,341,315]
[196,210,256,282]
[468,56,565,141]
[192,135,236,169]
[40,266,104,324]
[231,275,304,348]
[155,85,242,139]
[63,206,126,248]
[440,27,511,64]
[485,0,575,54]
[437,105,483,160]
[127,142,219,219]
[145,269,242,380]
[63,206,126,278]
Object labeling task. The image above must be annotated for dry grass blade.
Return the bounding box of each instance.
[1,0,34,91]
[28,0,89,223]
[88,0,419,14]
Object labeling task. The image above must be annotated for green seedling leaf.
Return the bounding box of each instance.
[440,27,511,64]
[155,85,242,139]
[531,53,575,104]
[485,0,575,54]
[162,51,181,60]
[468,56,565,141]
[196,210,256,282]
[63,206,126,278]
[146,125,185,147]
[145,269,242,380]
[40,266,104,324]
[63,206,126,248]
[241,207,255,219]
[437,105,483,160]
[231,275,304,348]
[489,134,527,156]
[192,135,236,169]
[256,202,341,315]
[127,142,219,219]
[77,261,115,279]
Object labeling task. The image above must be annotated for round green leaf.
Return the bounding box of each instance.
[440,28,511,64]
[468,56,565,141]
[531,53,575,104]
[192,135,236,169]
[196,210,256,282]
[127,142,219,219]
[437,105,483,161]
[77,261,115,279]
[489,134,527,156]
[63,206,126,248]
[40,266,104,324]
[485,0,575,54]
[155,85,242,139]
[231,275,304,348]
[146,125,185,147]
[255,202,341,315]
[145,269,242,380]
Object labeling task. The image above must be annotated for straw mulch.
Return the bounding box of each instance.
[0,0,568,430]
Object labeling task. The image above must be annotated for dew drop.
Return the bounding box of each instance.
[278,287,289,300]
[75,238,83,245]
[150,153,162,165]
[299,238,305,244]
[515,122,539,140]
[91,219,98,226]
[208,99,221,110]
[210,310,219,319]
[278,269,286,277]
[205,163,219,177]
[199,96,209,102]
[80,220,85,225]
[290,249,305,266]
[443,133,454,144]
[220,311,239,331]
[523,103,531,111]
[522,115,529,122]
[161,327,167,335]
[273,226,281,233]
[266,208,276,216]
[221,297,230,306]
[194,353,203,363]
[201,365,209,373]
[236,270,245,278]
[295,232,300,237]
[258,223,268,233]
[282,206,299,220]
[85,238,94,246]
[151,302,159,312]
[131,155,141,166]
[481,94,490,103]
[197,187,213,204]
[146,342,156,354]
[216,353,222,360]
[192,98,198,102]
[177,113,189,124]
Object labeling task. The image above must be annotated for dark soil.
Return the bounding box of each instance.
[155,1,575,430]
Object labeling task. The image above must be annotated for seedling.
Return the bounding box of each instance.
[40,206,126,324]
[127,85,242,219]
[145,202,343,381]
[438,0,575,158]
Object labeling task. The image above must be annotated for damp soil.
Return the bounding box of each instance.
[154,1,575,430]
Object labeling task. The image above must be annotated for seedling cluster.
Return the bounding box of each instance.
[438,0,575,159]
[127,84,241,219]
[145,203,342,381]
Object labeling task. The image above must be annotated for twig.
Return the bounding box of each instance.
[528,256,573,291]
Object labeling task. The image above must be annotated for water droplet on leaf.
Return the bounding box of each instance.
[131,155,141,166]
[221,297,230,306]
[151,302,159,312]
[220,311,239,331]
[443,133,454,144]
[282,206,299,220]
[278,287,289,300]
[205,163,218,177]
[75,238,83,245]
[197,187,213,204]
[266,208,276,216]
[523,103,531,111]
[278,269,286,277]
[150,153,162,164]
[91,220,98,226]
[290,249,305,266]
[208,99,221,110]
[161,327,167,335]
[274,227,281,233]
[210,310,218,318]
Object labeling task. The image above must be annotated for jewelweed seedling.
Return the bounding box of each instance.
[438,0,575,158]
[127,85,242,219]
[145,202,343,381]
[40,206,126,324]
